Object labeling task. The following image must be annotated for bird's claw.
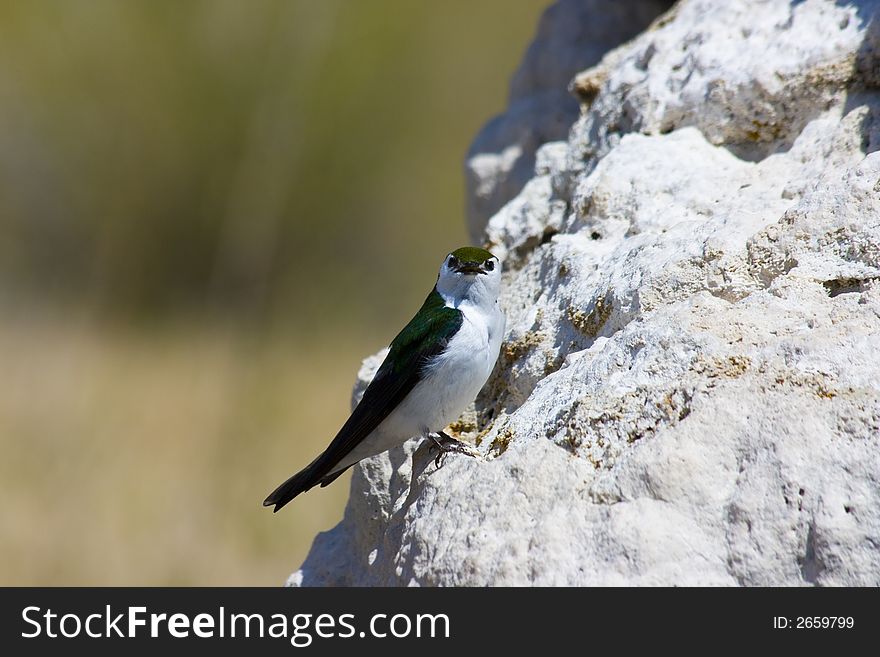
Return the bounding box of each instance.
[428,431,481,468]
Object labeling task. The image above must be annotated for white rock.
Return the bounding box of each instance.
[465,0,674,241]
[291,0,880,586]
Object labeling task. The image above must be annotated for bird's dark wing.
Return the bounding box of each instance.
[263,287,462,511]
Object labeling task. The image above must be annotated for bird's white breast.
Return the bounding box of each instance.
[412,298,504,431]
[331,285,504,473]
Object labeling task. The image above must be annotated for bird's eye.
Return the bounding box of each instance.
[484,259,495,271]
[448,255,459,268]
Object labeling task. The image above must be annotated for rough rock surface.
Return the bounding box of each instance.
[291,0,880,586]
[465,0,674,241]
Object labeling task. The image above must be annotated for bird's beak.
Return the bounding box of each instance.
[455,261,488,275]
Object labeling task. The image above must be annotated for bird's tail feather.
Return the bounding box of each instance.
[319,468,348,488]
[263,454,352,512]
[263,455,325,513]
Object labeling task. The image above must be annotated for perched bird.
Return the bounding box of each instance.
[264,246,504,512]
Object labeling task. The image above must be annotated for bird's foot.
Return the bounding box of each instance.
[428,431,481,468]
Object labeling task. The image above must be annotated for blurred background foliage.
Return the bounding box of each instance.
[0,0,548,584]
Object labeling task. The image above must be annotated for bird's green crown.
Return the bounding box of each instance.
[450,246,496,263]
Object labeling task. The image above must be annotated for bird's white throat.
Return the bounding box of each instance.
[436,263,502,312]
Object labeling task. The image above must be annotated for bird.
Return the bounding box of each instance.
[264,246,505,513]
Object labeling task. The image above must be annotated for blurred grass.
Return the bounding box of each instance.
[0,0,548,584]
[0,317,363,585]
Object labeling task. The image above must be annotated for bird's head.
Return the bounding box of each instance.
[436,246,501,304]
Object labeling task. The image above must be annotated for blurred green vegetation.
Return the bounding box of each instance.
[0,0,548,585]
[0,0,548,328]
